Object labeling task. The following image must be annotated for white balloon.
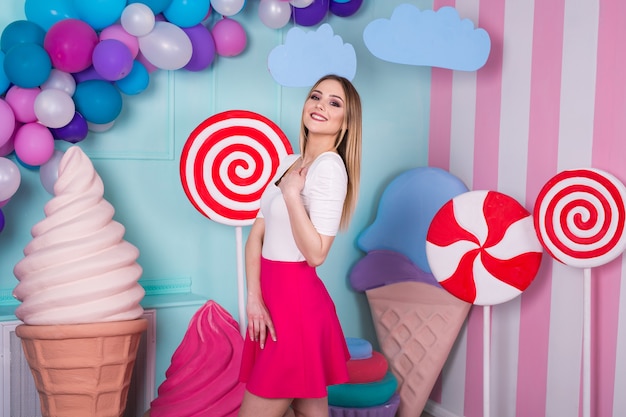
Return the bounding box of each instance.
[40,149,64,195]
[210,0,245,16]
[88,120,115,132]
[138,21,193,70]
[290,0,314,8]
[41,69,76,96]
[259,0,291,29]
[121,3,156,37]
[0,157,21,201]
[34,89,76,129]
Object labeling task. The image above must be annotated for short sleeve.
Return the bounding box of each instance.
[304,153,347,236]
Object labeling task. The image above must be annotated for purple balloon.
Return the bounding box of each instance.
[182,24,216,71]
[50,111,88,143]
[329,0,362,17]
[92,39,134,81]
[293,0,329,26]
[73,66,105,83]
[0,208,4,233]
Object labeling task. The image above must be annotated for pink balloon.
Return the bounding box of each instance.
[0,122,19,157]
[0,99,16,147]
[0,136,14,157]
[100,24,140,58]
[212,18,247,57]
[13,123,55,166]
[44,19,99,73]
[5,86,40,124]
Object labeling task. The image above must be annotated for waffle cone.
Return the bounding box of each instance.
[366,282,470,417]
[16,318,148,417]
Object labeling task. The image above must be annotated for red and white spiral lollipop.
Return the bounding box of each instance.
[180,110,293,226]
[426,190,543,305]
[533,168,626,268]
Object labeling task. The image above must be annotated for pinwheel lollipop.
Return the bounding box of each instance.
[426,190,543,417]
[180,110,293,333]
[534,168,626,417]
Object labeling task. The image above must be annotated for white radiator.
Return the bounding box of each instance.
[0,310,156,417]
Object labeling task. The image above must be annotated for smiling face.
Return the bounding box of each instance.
[302,78,346,142]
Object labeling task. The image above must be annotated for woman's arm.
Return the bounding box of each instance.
[244,218,276,348]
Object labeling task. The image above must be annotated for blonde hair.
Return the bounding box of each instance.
[299,74,362,230]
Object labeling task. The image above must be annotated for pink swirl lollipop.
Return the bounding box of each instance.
[180,110,293,226]
[426,190,543,305]
[533,168,626,268]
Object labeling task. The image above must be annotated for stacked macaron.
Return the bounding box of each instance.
[328,337,400,417]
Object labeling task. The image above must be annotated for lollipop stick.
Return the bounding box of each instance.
[483,305,491,417]
[236,226,246,337]
[583,267,591,417]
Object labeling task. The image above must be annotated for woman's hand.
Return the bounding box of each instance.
[278,162,308,199]
[246,296,276,349]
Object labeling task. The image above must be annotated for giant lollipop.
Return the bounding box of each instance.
[180,110,293,334]
[426,190,543,417]
[533,168,626,417]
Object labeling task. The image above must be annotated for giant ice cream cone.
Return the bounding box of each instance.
[12,146,146,417]
[16,319,147,417]
[366,281,469,417]
[350,251,470,417]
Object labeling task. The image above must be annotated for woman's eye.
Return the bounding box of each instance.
[330,100,341,107]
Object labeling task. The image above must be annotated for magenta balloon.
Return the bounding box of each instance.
[50,111,88,143]
[100,24,140,58]
[0,99,16,147]
[182,24,216,71]
[13,123,55,166]
[292,0,329,26]
[92,39,134,81]
[329,0,362,17]
[44,19,99,73]
[212,18,247,57]
[5,86,40,124]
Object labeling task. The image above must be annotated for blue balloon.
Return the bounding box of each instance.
[24,0,78,31]
[163,0,211,27]
[1,20,46,53]
[0,208,4,234]
[128,0,174,14]
[73,80,123,124]
[3,43,52,88]
[0,52,10,95]
[115,61,150,95]
[72,0,126,30]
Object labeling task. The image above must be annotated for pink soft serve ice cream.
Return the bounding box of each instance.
[147,300,245,417]
[12,146,145,325]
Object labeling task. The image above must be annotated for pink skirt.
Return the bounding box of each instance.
[239,257,350,398]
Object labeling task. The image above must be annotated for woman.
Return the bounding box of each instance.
[238,74,362,417]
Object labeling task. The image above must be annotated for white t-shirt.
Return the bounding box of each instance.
[258,152,348,262]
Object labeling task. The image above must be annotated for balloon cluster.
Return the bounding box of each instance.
[259,0,363,29]
[0,0,363,235]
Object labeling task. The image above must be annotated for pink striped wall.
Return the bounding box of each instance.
[427,0,626,416]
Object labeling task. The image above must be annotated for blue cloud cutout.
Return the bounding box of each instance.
[268,23,357,87]
[363,4,491,71]
[357,167,469,274]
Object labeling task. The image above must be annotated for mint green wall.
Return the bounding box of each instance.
[0,0,433,389]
